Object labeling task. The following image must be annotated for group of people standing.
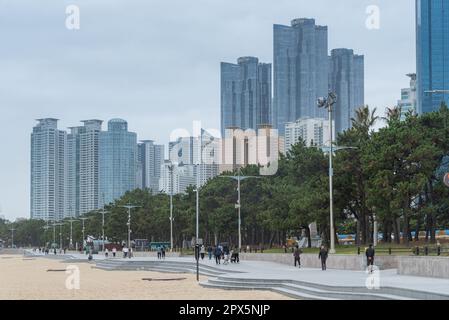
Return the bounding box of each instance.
[293,244,376,272]
[157,246,166,259]
[198,245,239,265]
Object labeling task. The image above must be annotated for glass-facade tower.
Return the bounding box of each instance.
[416,0,449,113]
[99,119,137,206]
[329,49,364,133]
[221,56,272,137]
[273,18,329,136]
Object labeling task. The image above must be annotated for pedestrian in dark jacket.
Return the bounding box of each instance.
[366,244,375,272]
[293,246,302,268]
[214,246,222,265]
[318,246,328,271]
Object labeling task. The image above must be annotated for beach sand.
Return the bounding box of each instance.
[0,255,290,300]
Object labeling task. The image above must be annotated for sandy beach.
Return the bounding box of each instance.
[0,255,290,300]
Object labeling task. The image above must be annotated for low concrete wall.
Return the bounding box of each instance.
[240,253,399,271]
[398,256,449,279]
[241,253,449,278]
[130,252,182,258]
[0,248,25,255]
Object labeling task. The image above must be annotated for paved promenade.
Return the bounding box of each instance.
[28,250,449,299]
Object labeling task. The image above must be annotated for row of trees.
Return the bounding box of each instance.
[2,105,449,248]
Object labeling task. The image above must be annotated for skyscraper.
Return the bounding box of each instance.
[416,0,449,113]
[273,18,329,135]
[99,119,137,206]
[30,119,66,221]
[66,120,104,217]
[78,120,103,215]
[329,48,364,133]
[138,140,164,194]
[221,57,272,137]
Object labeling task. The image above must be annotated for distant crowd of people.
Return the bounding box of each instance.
[196,244,240,265]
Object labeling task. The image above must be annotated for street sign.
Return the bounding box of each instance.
[444,173,449,187]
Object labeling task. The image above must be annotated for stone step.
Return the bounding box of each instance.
[205,277,413,300]
[199,281,336,300]
[93,262,225,277]
[214,276,444,300]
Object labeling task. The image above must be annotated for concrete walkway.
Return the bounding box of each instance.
[26,250,449,299]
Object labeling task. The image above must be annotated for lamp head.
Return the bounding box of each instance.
[317,97,327,108]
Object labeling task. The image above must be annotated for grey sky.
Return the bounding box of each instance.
[0,0,415,220]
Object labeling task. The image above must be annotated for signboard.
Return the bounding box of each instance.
[444,173,449,187]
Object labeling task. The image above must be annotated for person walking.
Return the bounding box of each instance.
[123,246,128,258]
[318,245,328,271]
[366,244,375,273]
[207,246,213,260]
[293,246,302,268]
[214,246,222,265]
[112,247,117,258]
[200,245,205,260]
[161,246,166,260]
[157,246,162,260]
[104,248,109,258]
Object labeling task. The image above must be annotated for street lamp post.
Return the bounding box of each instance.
[221,168,259,252]
[193,135,214,282]
[52,223,64,251]
[80,217,89,250]
[168,163,175,252]
[317,92,337,254]
[120,204,140,257]
[52,223,56,246]
[67,219,78,250]
[9,227,15,248]
[100,209,109,252]
[43,224,50,248]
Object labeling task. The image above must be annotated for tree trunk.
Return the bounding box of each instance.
[305,226,312,248]
[355,219,361,246]
[414,218,420,242]
[359,215,367,245]
[393,217,401,244]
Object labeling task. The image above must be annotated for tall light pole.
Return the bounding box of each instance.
[52,223,64,250]
[52,222,56,246]
[9,227,15,248]
[120,204,140,256]
[80,217,89,250]
[99,209,109,252]
[221,168,259,252]
[317,92,337,254]
[67,219,78,250]
[168,163,175,252]
[43,224,50,248]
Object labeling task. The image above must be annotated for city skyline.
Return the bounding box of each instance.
[0,0,415,219]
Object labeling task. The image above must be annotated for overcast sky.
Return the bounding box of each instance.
[0,0,415,220]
